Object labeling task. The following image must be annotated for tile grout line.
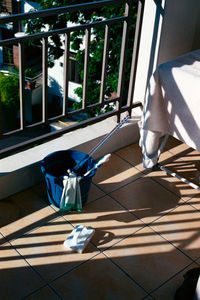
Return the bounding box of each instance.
[114,150,148,175]
[94,173,143,197]
[98,176,200,297]
[144,168,195,203]
[147,260,199,296]
[91,148,200,297]
[106,191,184,232]
[91,223,148,254]
[0,205,94,300]
[101,251,150,296]
[142,294,156,300]
[0,232,63,300]
[2,142,198,299]
[148,223,198,264]
[21,283,63,300]
[47,251,102,286]
[3,210,69,245]
[146,198,200,227]
[3,222,101,299]
[115,147,197,203]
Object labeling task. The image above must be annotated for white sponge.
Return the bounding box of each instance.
[64,224,95,253]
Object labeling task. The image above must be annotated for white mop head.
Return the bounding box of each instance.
[63,224,95,253]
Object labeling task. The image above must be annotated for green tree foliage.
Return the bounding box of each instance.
[26,0,137,116]
[0,72,19,111]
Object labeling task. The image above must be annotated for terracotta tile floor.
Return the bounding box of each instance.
[1,137,200,299]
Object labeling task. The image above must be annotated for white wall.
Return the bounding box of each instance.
[133,0,200,104]
[133,0,165,104]
[158,0,200,64]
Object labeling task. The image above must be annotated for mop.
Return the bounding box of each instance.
[60,115,130,212]
[60,154,111,211]
[62,116,130,253]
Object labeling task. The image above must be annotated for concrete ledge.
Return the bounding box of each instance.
[0,115,140,200]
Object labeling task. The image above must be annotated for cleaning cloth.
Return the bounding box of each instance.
[60,171,82,211]
[63,224,95,253]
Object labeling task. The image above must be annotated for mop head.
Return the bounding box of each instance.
[63,224,95,253]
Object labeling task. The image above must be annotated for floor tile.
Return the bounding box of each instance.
[93,153,142,193]
[115,141,175,172]
[115,143,144,170]
[151,263,199,300]
[116,137,183,173]
[0,188,57,243]
[164,157,200,187]
[85,183,106,204]
[174,148,200,189]
[11,216,99,282]
[187,194,200,211]
[104,226,192,293]
[51,253,148,300]
[157,148,178,165]
[0,240,45,299]
[151,203,200,260]
[64,195,144,250]
[164,136,190,155]
[24,285,60,300]
[110,177,183,224]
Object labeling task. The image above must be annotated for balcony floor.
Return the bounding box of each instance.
[1,137,200,300]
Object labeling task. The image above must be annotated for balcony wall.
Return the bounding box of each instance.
[0,114,141,200]
[133,0,200,105]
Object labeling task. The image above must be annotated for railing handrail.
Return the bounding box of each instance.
[0,15,127,46]
[0,0,128,24]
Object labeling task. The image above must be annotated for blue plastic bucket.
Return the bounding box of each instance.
[41,150,96,208]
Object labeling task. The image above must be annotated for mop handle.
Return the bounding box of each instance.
[83,154,111,177]
[88,115,130,157]
[73,115,130,172]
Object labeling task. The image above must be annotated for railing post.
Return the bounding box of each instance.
[18,41,26,130]
[116,0,131,122]
[82,28,91,109]
[63,33,70,116]
[100,25,110,104]
[127,0,144,115]
[42,37,48,123]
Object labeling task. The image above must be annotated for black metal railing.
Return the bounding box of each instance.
[0,0,144,157]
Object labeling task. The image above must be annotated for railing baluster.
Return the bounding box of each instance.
[42,37,48,123]
[100,25,110,104]
[116,1,131,121]
[82,28,91,109]
[127,0,144,114]
[63,33,70,116]
[18,41,26,129]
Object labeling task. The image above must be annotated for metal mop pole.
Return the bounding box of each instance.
[158,163,200,191]
[73,115,130,172]
[88,115,130,157]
